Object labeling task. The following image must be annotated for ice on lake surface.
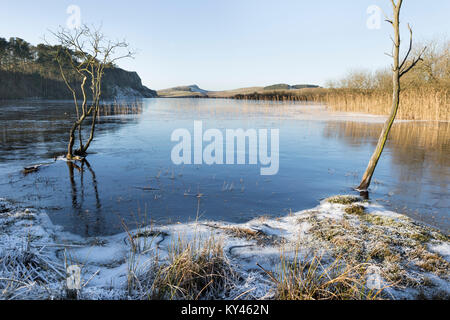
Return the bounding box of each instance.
[0,98,448,236]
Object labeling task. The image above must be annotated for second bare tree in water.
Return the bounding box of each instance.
[358,0,426,191]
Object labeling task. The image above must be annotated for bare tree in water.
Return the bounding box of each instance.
[52,25,133,160]
[358,0,426,191]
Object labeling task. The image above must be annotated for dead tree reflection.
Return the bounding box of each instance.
[66,159,103,235]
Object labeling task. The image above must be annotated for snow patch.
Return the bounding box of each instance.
[1,197,448,300]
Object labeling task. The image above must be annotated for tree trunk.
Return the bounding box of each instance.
[357,1,402,191]
[80,106,98,154]
[67,114,88,160]
[67,122,78,160]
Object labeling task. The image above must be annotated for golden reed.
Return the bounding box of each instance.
[231,87,449,121]
[322,87,449,121]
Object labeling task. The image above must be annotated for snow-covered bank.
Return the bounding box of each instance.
[0,196,448,300]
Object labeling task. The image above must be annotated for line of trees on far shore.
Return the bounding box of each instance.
[326,39,449,91]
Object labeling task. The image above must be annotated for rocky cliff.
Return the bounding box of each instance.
[102,68,157,99]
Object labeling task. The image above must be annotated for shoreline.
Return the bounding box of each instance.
[3,96,449,124]
[1,195,448,300]
[156,86,449,122]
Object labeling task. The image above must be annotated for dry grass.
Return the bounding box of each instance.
[323,87,449,121]
[326,195,360,205]
[208,87,266,98]
[132,234,235,300]
[345,205,366,216]
[98,100,143,117]
[210,86,449,121]
[270,249,384,300]
[408,246,449,276]
[225,227,260,241]
[228,88,327,103]
[206,224,285,246]
[304,200,450,297]
[0,239,66,300]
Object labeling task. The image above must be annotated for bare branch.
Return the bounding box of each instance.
[389,35,396,45]
[399,24,413,70]
[400,46,427,77]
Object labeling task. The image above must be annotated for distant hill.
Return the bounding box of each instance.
[171,85,209,95]
[159,84,321,99]
[158,84,209,97]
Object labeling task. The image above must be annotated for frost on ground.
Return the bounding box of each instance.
[0,196,448,300]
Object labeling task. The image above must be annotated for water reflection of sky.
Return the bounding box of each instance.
[0,98,448,236]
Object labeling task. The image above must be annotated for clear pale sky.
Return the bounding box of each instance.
[0,0,448,90]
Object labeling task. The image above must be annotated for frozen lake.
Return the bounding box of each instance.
[0,98,448,236]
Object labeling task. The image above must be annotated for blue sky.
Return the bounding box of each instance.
[0,0,448,90]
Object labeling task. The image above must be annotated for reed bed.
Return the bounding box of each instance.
[233,91,323,102]
[98,101,143,117]
[323,87,449,121]
[230,87,449,121]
